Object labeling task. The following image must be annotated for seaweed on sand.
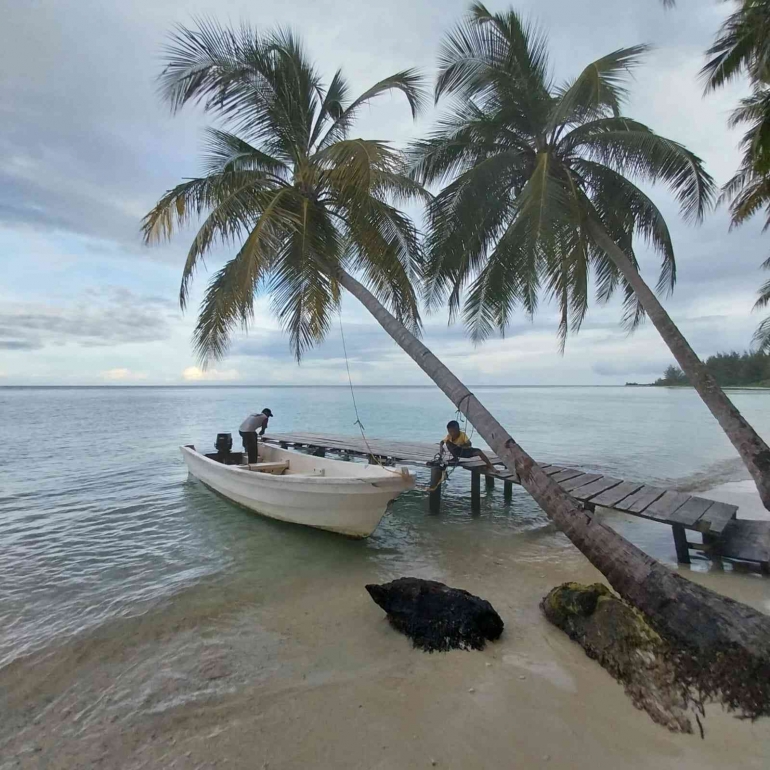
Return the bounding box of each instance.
[366,577,504,652]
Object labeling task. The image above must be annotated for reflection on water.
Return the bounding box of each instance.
[1,385,770,668]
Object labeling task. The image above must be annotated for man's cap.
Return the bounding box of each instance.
[262,408,274,417]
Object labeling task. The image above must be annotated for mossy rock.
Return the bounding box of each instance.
[542,582,692,733]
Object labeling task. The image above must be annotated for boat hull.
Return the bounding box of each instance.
[181,444,414,537]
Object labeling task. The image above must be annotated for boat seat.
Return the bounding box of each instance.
[248,461,290,475]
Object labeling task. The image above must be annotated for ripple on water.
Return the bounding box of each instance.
[2,385,769,670]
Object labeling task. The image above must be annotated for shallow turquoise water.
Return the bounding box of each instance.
[2,384,770,667]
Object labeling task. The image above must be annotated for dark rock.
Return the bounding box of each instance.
[365,577,504,652]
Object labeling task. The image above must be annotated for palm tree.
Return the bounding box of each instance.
[701,1,770,349]
[143,21,428,363]
[722,88,770,349]
[144,19,770,717]
[409,2,770,511]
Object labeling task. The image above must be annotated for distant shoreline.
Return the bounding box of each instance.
[625,382,770,390]
[0,384,657,390]
[8,380,767,392]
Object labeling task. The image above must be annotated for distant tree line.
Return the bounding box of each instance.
[655,350,770,387]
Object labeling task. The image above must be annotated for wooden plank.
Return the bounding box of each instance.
[695,501,738,534]
[644,491,691,521]
[571,476,623,502]
[265,432,504,465]
[668,497,714,527]
[615,486,665,513]
[561,473,604,492]
[590,480,643,508]
[550,468,585,484]
[543,465,566,476]
[489,471,517,481]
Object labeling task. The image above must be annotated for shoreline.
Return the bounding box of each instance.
[2,481,768,768]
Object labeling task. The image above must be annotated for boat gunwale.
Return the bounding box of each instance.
[180,445,413,488]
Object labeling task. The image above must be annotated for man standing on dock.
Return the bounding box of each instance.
[239,408,273,464]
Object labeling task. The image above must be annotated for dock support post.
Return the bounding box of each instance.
[429,465,443,514]
[485,474,495,490]
[471,470,481,513]
[503,480,513,502]
[672,524,690,564]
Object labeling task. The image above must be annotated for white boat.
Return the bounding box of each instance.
[180,442,415,537]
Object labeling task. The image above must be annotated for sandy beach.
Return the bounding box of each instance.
[3,484,769,770]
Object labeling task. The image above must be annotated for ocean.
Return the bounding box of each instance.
[2,385,769,768]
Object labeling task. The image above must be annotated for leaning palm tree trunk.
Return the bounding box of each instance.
[336,266,770,718]
[586,219,770,511]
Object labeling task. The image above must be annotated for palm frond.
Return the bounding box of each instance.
[567,124,715,222]
[159,18,248,113]
[702,0,770,93]
[308,69,348,150]
[725,169,770,228]
[408,101,529,186]
[142,173,268,245]
[753,314,770,351]
[549,45,650,130]
[461,214,538,342]
[316,70,427,150]
[422,149,530,315]
[575,159,675,295]
[202,128,290,178]
[267,200,343,360]
[342,202,423,333]
[192,230,272,364]
[436,2,551,107]
[753,256,770,351]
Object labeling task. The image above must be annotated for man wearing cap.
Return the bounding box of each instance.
[239,408,273,464]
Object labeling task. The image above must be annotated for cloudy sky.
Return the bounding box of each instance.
[1,0,765,386]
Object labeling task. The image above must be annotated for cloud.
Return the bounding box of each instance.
[592,359,671,378]
[100,368,149,381]
[182,366,240,382]
[1,0,767,385]
[0,288,177,351]
[0,339,43,350]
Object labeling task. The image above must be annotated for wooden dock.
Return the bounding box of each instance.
[262,432,770,569]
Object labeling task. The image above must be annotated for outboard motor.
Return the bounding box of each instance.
[215,432,233,460]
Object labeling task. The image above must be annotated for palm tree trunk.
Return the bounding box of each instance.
[335,266,770,714]
[587,218,770,512]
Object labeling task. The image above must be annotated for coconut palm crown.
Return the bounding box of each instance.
[142,20,427,362]
[410,3,715,346]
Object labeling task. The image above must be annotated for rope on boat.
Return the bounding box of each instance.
[339,315,405,479]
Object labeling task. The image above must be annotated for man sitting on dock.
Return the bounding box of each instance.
[440,420,494,470]
[239,408,273,464]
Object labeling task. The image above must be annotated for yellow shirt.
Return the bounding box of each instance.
[444,431,471,448]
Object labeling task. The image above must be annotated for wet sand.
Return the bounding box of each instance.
[2,503,769,770]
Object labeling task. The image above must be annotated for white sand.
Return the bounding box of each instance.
[2,499,769,770]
